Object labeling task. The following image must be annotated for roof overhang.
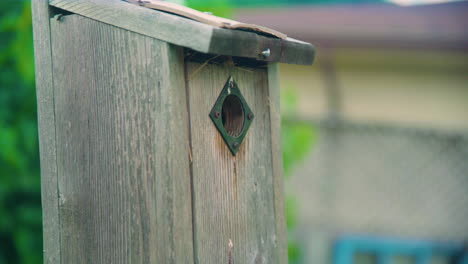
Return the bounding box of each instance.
[49,0,316,65]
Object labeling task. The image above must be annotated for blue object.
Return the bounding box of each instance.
[334,235,467,264]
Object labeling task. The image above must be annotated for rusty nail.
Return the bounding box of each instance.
[233,142,239,148]
[214,111,221,118]
[248,113,254,120]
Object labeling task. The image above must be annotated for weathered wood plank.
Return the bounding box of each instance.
[209,28,315,65]
[267,63,288,264]
[48,0,315,65]
[49,0,213,53]
[31,1,61,263]
[50,14,193,263]
[186,61,285,263]
[125,0,287,39]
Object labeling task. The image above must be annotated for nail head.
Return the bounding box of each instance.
[260,48,271,58]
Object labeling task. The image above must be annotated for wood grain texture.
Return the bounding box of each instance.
[49,0,213,53]
[125,0,287,39]
[50,14,193,263]
[267,63,288,264]
[209,28,315,66]
[31,1,61,263]
[186,62,286,263]
[48,0,315,65]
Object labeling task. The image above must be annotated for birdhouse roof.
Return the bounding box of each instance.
[49,0,315,65]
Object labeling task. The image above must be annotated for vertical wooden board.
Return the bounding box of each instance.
[268,64,288,264]
[50,15,193,263]
[186,62,282,263]
[31,1,61,264]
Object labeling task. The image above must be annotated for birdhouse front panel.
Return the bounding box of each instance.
[185,60,284,263]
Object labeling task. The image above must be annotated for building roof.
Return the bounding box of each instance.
[234,1,468,50]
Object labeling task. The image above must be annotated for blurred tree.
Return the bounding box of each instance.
[282,88,316,176]
[281,87,316,263]
[185,0,233,18]
[0,1,42,264]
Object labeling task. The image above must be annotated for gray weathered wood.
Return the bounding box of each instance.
[186,62,286,263]
[31,1,61,264]
[35,2,294,262]
[209,28,314,66]
[50,14,193,263]
[49,0,315,65]
[267,63,288,264]
[125,0,287,39]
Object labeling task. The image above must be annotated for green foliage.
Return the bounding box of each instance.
[282,121,315,177]
[281,88,316,176]
[281,87,316,263]
[185,0,233,18]
[0,1,42,264]
[288,239,302,263]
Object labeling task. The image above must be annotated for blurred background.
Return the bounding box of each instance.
[1,0,467,263]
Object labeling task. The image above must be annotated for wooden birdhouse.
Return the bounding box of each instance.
[32,0,315,263]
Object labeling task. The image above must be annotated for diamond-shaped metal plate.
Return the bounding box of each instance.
[209,76,254,156]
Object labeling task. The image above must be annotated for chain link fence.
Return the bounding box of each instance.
[287,118,468,263]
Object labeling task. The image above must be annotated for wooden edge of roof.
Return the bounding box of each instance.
[124,0,288,40]
[49,0,315,65]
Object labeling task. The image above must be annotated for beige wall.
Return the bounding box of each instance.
[279,48,468,131]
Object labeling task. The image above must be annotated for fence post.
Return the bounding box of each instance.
[32,1,315,263]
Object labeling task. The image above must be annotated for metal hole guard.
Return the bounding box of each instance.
[209,76,254,156]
